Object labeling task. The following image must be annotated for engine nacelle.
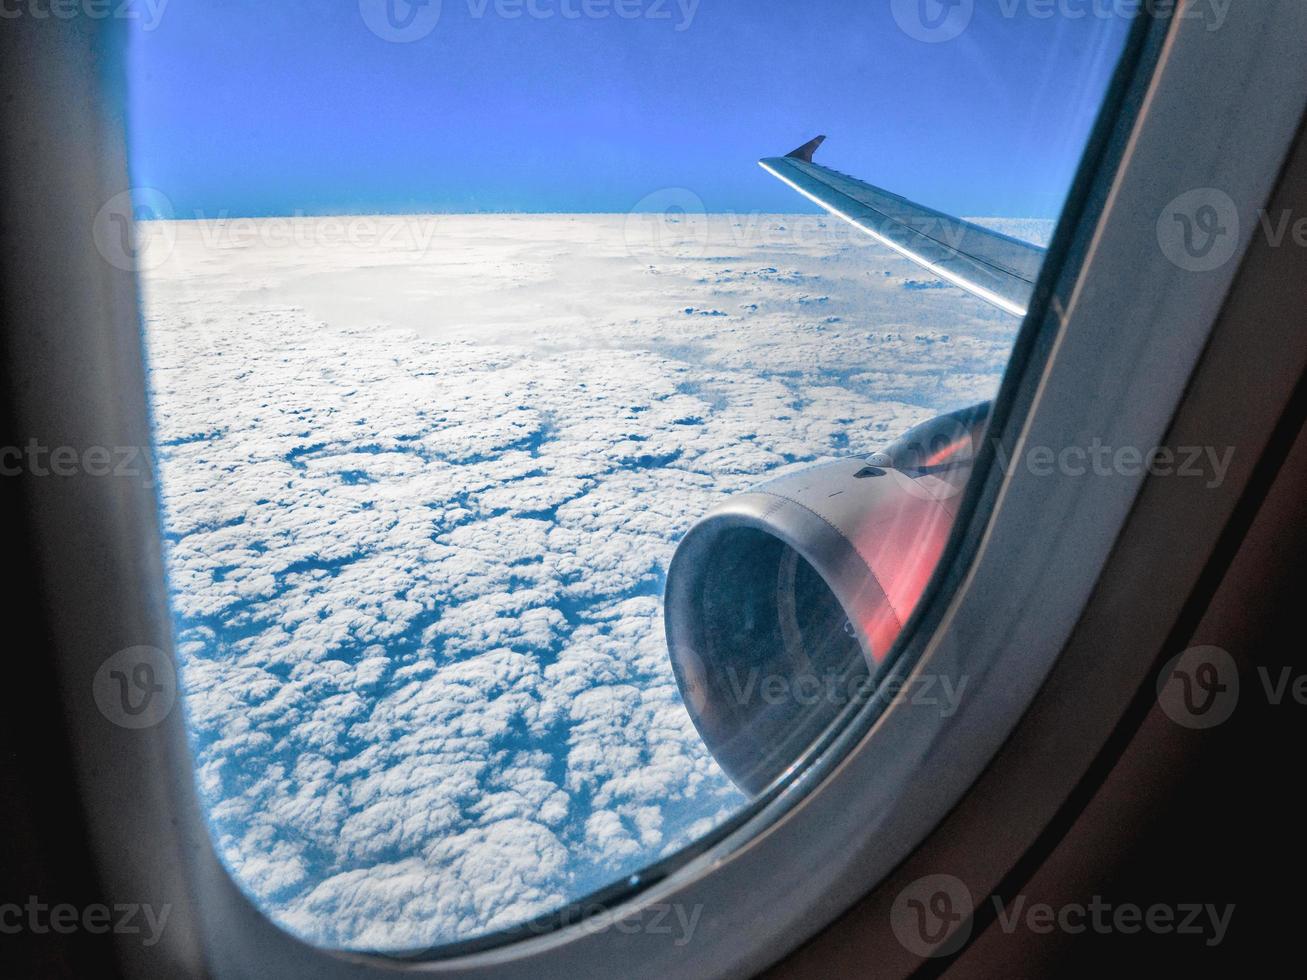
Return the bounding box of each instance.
[664,403,990,795]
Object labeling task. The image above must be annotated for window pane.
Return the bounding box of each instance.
[129,0,1132,953]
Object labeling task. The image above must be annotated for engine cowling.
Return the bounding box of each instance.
[664,403,990,795]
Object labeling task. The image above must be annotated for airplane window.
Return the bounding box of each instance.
[125,1,1134,954]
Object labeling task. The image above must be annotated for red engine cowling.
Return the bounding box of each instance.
[663,403,990,795]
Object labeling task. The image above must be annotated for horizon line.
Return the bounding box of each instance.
[136,209,1059,222]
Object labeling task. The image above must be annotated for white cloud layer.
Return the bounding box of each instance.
[143,213,1041,950]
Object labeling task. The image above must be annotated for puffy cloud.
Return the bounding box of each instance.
[143,214,1030,950]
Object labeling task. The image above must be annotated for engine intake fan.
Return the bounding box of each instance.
[664,403,990,795]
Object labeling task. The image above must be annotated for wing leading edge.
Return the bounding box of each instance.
[760,136,1046,317]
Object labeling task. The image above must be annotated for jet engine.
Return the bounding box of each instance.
[664,403,990,795]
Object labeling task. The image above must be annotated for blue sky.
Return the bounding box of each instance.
[128,1,1131,218]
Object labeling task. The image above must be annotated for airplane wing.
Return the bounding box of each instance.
[760,136,1046,317]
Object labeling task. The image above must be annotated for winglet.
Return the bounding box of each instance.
[785,135,826,164]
